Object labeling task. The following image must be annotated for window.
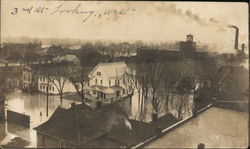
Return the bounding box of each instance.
[123,78,125,84]
[109,80,111,86]
[49,86,51,91]
[41,134,45,146]
[123,89,125,94]
[42,77,45,82]
[95,79,98,85]
[93,90,96,94]
[100,80,103,86]
[42,86,45,90]
[52,87,54,91]
[97,72,101,76]
[88,82,90,86]
[40,76,42,81]
[60,140,65,148]
[116,91,120,97]
[117,80,120,85]
[207,80,211,88]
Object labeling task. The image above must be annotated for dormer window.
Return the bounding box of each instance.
[97,72,101,76]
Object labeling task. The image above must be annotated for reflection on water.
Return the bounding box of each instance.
[5,91,79,127]
[131,91,194,122]
[1,90,194,147]
[2,90,80,147]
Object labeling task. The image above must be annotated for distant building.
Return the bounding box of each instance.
[36,63,77,95]
[137,34,212,62]
[68,45,81,50]
[0,67,22,89]
[85,62,133,102]
[38,74,76,95]
[22,65,39,92]
[53,54,80,64]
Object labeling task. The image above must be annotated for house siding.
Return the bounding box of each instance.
[37,132,76,148]
[38,75,76,95]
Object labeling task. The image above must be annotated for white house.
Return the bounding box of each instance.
[23,66,32,90]
[85,62,133,102]
[38,74,76,94]
[53,54,80,64]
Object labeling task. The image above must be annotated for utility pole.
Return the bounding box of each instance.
[46,85,48,117]
[46,74,50,117]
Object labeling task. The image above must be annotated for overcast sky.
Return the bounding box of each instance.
[1,1,248,52]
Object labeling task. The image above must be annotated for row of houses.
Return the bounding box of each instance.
[22,61,133,102]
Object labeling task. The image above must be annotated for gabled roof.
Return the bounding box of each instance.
[106,113,179,147]
[89,85,124,93]
[216,66,249,82]
[88,62,131,79]
[107,119,155,146]
[34,103,128,145]
[54,54,80,64]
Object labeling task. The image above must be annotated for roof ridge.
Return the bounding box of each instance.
[98,61,126,66]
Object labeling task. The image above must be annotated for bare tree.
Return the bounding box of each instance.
[162,62,180,113]
[173,59,201,119]
[49,63,73,103]
[145,62,165,121]
[69,65,92,103]
[127,63,143,115]
[27,65,40,93]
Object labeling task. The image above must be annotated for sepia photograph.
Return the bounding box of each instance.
[0,1,249,148]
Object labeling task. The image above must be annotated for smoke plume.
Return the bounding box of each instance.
[155,3,228,32]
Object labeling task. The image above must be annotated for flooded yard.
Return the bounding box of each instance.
[144,107,249,148]
[1,90,80,147]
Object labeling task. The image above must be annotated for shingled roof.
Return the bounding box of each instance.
[34,103,128,145]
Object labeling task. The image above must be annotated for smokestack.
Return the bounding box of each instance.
[228,25,239,50]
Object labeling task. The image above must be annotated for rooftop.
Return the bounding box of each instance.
[34,103,128,145]
[144,107,248,148]
[89,62,131,79]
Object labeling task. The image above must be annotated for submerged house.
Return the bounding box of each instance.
[85,62,133,103]
[37,63,76,95]
[22,65,40,92]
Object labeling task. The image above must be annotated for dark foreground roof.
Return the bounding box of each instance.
[34,103,128,145]
[34,103,179,148]
[82,113,179,148]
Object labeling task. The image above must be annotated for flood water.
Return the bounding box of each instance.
[1,89,194,147]
[1,90,80,147]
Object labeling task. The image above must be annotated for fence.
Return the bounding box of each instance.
[7,110,30,128]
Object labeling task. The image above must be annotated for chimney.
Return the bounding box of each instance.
[241,43,245,53]
[228,25,239,50]
[186,34,193,42]
[234,27,239,50]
